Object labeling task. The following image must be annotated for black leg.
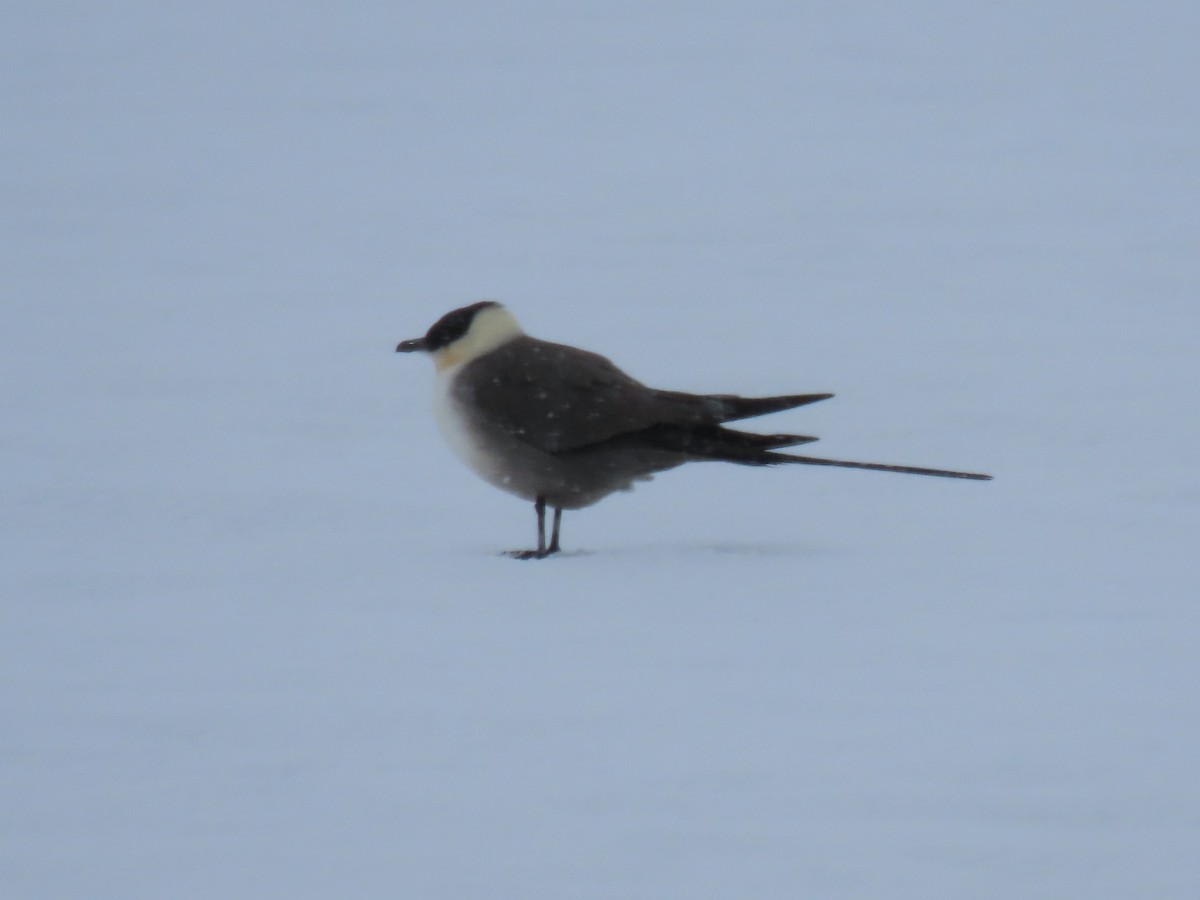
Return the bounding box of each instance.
[534,495,546,555]
[505,496,558,559]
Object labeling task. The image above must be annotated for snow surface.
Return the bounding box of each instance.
[4,2,1199,898]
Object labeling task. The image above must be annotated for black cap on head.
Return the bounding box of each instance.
[421,301,500,351]
[396,300,500,353]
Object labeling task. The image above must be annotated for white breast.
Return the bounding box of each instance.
[433,365,521,496]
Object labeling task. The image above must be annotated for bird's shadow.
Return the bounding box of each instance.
[494,541,833,561]
[605,541,832,560]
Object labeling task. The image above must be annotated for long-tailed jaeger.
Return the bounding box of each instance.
[396,301,990,558]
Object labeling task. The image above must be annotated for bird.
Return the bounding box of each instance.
[396,301,991,558]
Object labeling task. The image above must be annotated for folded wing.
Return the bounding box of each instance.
[457,336,829,454]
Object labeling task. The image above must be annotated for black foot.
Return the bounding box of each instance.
[504,548,559,560]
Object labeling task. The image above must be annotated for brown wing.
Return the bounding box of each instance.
[453,336,698,453]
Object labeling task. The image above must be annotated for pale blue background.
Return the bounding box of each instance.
[4,3,1198,897]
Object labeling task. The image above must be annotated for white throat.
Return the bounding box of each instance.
[432,304,524,373]
[430,305,525,496]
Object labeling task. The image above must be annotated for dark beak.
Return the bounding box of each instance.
[396,337,427,353]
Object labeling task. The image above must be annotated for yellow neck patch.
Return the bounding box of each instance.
[431,304,523,373]
[433,345,465,372]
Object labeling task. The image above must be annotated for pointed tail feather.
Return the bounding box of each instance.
[738,432,820,449]
[637,424,816,461]
[772,452,992,480]
[710,392,833,422]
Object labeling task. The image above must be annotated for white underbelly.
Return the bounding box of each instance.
[429,363,644,509]
[433,368,523,497]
